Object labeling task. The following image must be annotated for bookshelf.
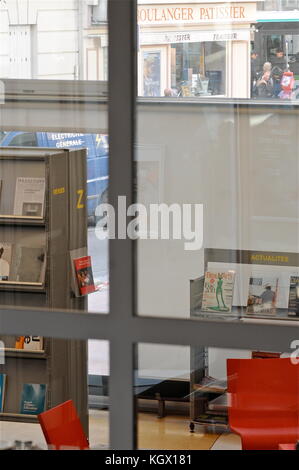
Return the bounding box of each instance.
[0,147,88,433]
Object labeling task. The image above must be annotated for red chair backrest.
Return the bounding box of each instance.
[227,358,299,418]
[38,400,89,450]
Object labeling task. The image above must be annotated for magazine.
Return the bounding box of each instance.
[201,271,235,313]
[12,246,46,283]
[247,276,279,315]
[13,177,45,217]
[288,275,299,317]
[0,243,12,281]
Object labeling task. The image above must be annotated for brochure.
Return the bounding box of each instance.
[13,177,45,217]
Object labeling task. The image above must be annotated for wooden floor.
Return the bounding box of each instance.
[0,410,241,450]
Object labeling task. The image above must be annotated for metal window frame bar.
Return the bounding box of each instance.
[0,0,298,450]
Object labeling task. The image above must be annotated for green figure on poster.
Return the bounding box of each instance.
[215,274,228,311]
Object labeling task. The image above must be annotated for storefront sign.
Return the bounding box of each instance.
[138,3,256,25]
[140,29,250,44]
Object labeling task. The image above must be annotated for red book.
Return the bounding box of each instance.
[74,256,95,295]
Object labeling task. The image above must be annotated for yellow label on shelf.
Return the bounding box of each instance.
[53,187,65,195]
[77,189,84,209]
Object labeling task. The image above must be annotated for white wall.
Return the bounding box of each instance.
[0,0,79,79]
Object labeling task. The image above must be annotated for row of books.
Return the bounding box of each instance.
[0,177,46,218]
[0,375,46,415]
[201,271,299,316]
[15,336,43,351]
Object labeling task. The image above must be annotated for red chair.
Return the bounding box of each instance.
[227,358,299,450]
[38,400,89,450]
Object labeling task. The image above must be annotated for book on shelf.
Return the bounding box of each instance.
[20,383,47,415]
[23,336,43,351]
[0,374,6,412]
[13,177,46,217]
[201,271,235,313]
[288,275,299,317]
[196,412,228,426]
[73,256,95,295]
[11,246,46,284]
[0,243,12,281]
[246,276,279,316]
[252,350,281,359]
[15,336,25,349]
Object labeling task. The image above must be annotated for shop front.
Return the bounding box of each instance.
[137,1,259,98]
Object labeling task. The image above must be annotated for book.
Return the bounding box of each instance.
[15,336,25,349]
[196,413,228,426]
[252,351,281,359]
[12,246,46,283]
[194,375,227,394]
[288,275,299,317]
[73,256,95,295]
[23,336,43,351]
[247,276,279,315]
[0,242,12,281]
[13,177,45,217]
[0,374,6,412]
[201,271,235,313]
[20,384,47,415]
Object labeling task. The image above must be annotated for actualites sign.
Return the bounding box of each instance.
[138,3,257,24]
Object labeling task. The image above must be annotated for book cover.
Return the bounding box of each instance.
[288,276,299,317]
[0,374,6,412]
[0,243,12,281]
[13,177,46,217]
[74,256,95,295]
[20,384,46,415]
[201,271,235,313]
[23,336,43,351]
[15,336,25,349]
[247,276,279,315]
[12,246,46,283]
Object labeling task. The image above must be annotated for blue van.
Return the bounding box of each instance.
[0,131,109,223]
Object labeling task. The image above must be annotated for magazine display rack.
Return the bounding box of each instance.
[0,147,88,432]
[189,248,299,432]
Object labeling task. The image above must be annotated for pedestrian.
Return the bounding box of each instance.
[256,62,274,99]
[271,48,288,97]
[251,50,259,97]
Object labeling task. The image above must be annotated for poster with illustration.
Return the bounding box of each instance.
[143,51,161,97]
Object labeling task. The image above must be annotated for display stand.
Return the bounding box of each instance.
[0,147,88,434]
[189,248,299,432]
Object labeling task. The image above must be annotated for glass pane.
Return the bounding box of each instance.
[135,0,299,320]
[0,0,108,81]
[0,337,109,450]
[0,1,109,315]
[135,342,299,450]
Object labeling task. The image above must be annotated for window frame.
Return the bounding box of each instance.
[0,0,297,450]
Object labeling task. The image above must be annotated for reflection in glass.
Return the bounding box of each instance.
[136,343,298,450]
[0,337,109,450]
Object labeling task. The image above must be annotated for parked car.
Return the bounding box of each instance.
[0,131,109,224]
